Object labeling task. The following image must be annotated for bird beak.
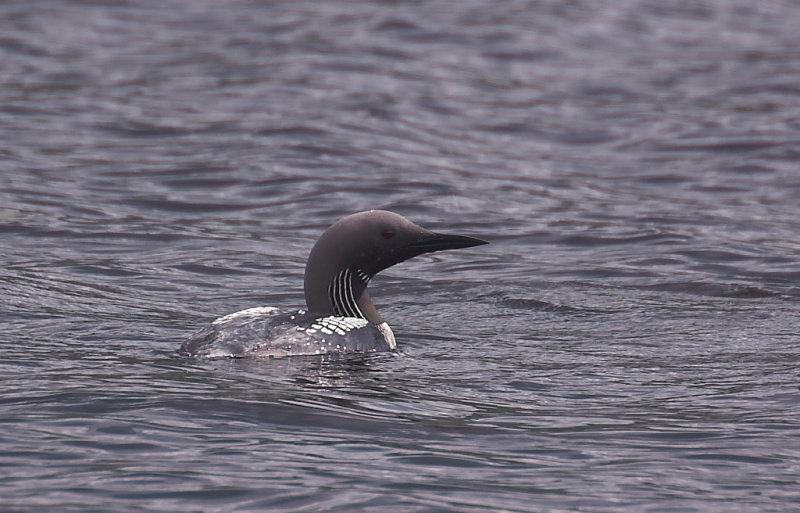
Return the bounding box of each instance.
[398,231,488,261]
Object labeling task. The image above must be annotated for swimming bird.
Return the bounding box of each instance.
[181,210,487,358]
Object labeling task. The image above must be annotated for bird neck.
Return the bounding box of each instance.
[326,267,383,324]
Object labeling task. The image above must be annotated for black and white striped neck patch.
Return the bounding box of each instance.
[328,268,364,319]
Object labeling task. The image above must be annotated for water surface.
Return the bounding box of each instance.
[2,1,800,511]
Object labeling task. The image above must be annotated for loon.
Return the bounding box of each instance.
[181,210,487,358]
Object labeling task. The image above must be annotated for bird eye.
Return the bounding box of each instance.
[381,229,394,240]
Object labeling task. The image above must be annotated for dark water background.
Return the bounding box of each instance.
[3,1,800,511]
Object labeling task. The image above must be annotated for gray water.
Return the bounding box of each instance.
[2,1,800,511]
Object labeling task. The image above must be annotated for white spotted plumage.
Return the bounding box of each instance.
[294,314,369,337]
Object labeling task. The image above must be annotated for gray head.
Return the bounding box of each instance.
[303,210,487,324]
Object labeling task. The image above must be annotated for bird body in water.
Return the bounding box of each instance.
[181,210,487,358]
